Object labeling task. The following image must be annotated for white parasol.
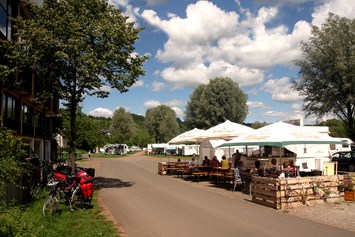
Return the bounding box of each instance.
[168,128,206,144]
[196,120,255,141]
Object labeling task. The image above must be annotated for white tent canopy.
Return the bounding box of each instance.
[218,121,346,147]
[196,120,255,141]
[168,128,206,144]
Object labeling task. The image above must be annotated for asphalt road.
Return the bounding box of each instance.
[88,153,354,237]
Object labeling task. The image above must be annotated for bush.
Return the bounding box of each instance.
[0,205,40,237]
[0,128,32,200]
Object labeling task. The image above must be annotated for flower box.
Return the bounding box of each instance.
[344,191,355,201]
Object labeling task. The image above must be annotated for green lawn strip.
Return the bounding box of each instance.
[0,192,118,237]
[91,153,128,159]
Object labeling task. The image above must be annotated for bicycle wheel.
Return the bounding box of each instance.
[31,182,44,199]
[42,194,59,216]
[71,188,92,210]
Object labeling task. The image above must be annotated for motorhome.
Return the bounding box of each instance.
[101,144,129,155]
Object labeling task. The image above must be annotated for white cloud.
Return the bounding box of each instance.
[262,77,304,102]
[247,101,271,109]
[88,108,113,118]
[312,0,355,27]
[151,81,166,91]
[144,100,161,108]
[100,85,112,92]
[164,99,185,107]
[132,80,144,87]
[109,0,140,24]
[142,1,238,45]
[140,1,311,89]
[172,107,183,116]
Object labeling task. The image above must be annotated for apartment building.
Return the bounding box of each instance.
[1,0,60,161]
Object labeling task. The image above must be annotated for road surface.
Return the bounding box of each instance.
[83,153,354,237]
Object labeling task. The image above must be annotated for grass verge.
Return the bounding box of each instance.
[0,191,118,237]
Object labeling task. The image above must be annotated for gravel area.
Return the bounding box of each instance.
[283,201,355,232]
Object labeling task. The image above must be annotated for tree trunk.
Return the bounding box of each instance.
[68,96,78,174]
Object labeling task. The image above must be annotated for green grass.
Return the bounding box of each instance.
[0,192,118,237]
[91,153,128,158]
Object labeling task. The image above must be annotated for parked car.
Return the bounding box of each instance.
[331,151,355,172]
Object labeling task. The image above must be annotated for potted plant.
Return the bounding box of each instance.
[313,180,321,195]
[343,178,355,201]
[322,185,331,200]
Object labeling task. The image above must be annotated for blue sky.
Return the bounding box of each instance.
[82,0,355,124]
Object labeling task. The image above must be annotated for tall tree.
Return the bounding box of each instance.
[185,77,248,129]
[59,107,109,152]
[110,107,136,144]
[251,121,268,129]
[1,0,147,170]
[315,119,348,138]
[292,13,355,141]
[145,105,179,143]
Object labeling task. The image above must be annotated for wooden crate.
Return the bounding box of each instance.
[251,175,343,209]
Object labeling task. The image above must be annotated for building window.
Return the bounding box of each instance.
[22,103,34,136]
[0,0,12,40]
[2,93,17,129]
[3,94,15,119]
[34,111,44,137]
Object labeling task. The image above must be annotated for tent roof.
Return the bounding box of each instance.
[218,121,346,147]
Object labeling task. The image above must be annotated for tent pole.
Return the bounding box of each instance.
[279,147,282,170]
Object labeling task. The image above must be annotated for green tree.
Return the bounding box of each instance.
[185,77,248,129]
[60,108,110,152]
[292,13,355,141]
[251,121,268,129]
[315,119,348,138]
[110,107,136,144]
[0,128,30,200]
[145,105,179,143]
[1,0,147,170]
[131,113,154,147]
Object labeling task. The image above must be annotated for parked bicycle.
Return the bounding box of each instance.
[42,169,94,216]
[30,160,54,199]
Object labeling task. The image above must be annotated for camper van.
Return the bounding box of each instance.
[101,144,129,155]
[329,138,353,155]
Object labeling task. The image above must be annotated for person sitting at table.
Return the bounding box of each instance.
[287,159,297,177]
[250,160,262,176]
[202,156,210,166]
[288,159,296,170]
[210,156,220,167]
[269,158,280,177]
[220,155,229,168]
[188,157,196,167]
[188,157,197,172]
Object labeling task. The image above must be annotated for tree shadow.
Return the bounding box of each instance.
[94,176,134,190]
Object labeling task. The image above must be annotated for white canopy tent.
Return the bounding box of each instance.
[168,128,206,144]
[196,120,255,141]
[218,121,347,171]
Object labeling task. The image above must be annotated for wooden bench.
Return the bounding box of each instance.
[191,171,209,182]
[176,169,191,179]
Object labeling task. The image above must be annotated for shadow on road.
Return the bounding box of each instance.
[94,176,134,190]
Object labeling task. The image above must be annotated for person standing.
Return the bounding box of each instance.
[233,150,242,168]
